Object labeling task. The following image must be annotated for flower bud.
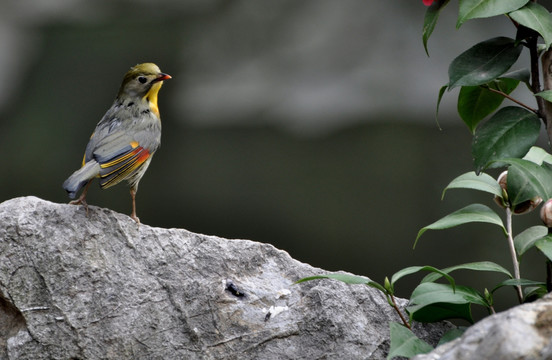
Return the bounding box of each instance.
[514,196,542,215]
[541,199,552,227]
[384,276,392,293]
[484,288,493,306]
[493,171,509,209]
[493,170,542,214]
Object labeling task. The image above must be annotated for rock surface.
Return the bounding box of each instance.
[0,196,451,359]
[412,294,552,360]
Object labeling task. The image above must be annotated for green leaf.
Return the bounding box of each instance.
[502,68,531,85]
[296,273,369,284]
[523,285,548,299]
[421,261,512,283]
[472,107,541,173]
[457,0,529,28]
[435,84,448,127]
[295,273,387,293]
[438,327,466,346]
[458,78,520,133]
[391,266,455,292]
[410,283,489,307]
[415,204,506,248]
[491,278,545,293]
[536,90,552,102]
[387,322,434,360]
[442,171,503,199]
[514,225,548,256]
[536,235,552,262]
[423,0,452,56]
[502,158,552,207]
[523,146,552,165]
[510,2,552,48]
[409,302,474,324]
[448,37,522,89]
[407,283,488,323]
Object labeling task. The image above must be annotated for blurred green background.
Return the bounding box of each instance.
[1,0,550,319]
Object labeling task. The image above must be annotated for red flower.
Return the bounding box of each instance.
[423,0,436,5]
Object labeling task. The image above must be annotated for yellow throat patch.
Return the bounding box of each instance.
[143,82,164,118]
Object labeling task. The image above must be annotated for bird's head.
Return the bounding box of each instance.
[117,63,171,100]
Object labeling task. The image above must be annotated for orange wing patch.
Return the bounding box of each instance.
[98,145,151,188]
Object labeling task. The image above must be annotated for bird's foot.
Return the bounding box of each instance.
[68,197,89,216]
[130,213,140,225]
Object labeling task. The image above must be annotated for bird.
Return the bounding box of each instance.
[62,63,171,224]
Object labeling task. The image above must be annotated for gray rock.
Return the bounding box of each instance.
[412,294,552,360]
[0,196,451,359]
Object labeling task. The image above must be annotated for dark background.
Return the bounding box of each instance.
[1,0,551,321]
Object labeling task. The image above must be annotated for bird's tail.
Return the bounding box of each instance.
[62,160,101,199]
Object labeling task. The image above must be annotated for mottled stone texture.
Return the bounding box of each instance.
[0,196,449,359]
[413,294,552,360]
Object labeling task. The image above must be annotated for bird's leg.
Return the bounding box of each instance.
[69,181,92,216]
[130,187,140,224]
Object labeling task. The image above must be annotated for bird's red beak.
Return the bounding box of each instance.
[154,73,172,82]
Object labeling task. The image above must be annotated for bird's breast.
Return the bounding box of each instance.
[148,100,161,118]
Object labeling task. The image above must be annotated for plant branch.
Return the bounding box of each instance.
[526,33,552,146]
[389,294,411,329]
[506,207,523,303]
[529,35,542,98]
[484,86,538,114]
[547,259,552,293]
[541,48,552,145]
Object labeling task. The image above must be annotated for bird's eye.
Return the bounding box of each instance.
[138,76,147,84]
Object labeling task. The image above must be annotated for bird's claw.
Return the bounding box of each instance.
[68,198,89,216]
[130,213,140,226]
